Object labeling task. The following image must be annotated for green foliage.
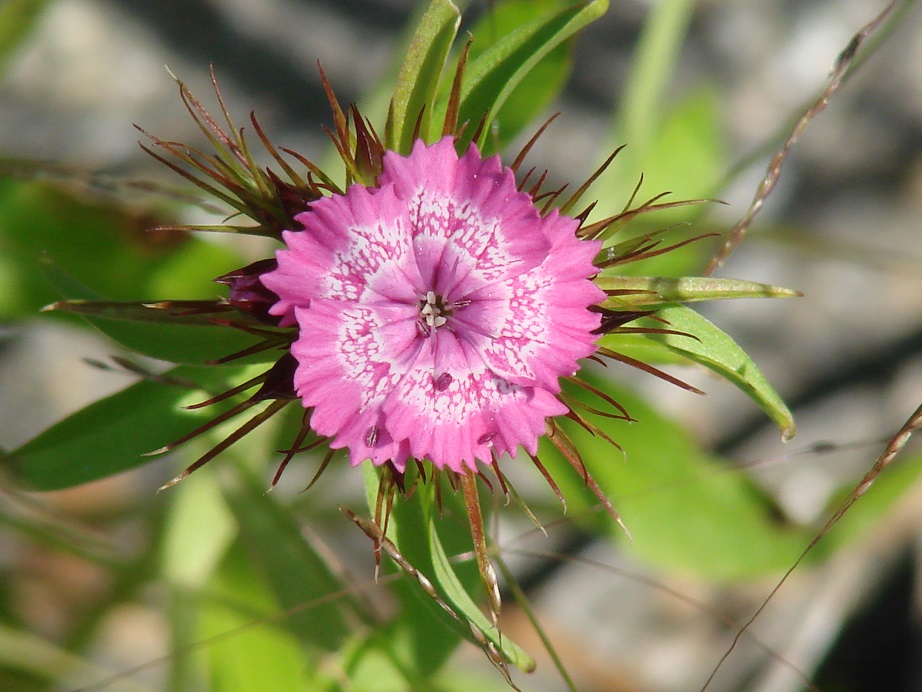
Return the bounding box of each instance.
[362,465,535,675]
[622,304,795,439]
[197,542,319,691]
[0,0,49,72]
[546,378,806,579]
[595,0,700,208]
[387,0,461,153]
[221,466,362,651]
[2,365,245,490]
[437,0,607,151]
[460,0,581,151]
[1,1,915,690]
[0,180,241,320]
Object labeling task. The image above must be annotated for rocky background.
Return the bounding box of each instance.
[2,1,921,690]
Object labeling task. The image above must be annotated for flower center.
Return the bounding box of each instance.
[416,290,470,337]
[420,290,448,329]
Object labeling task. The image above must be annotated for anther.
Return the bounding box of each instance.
[365,426,379,447]
[418,290,449,333]
[416,319,431,338]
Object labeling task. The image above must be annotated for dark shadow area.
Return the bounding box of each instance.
[814,550,920,691]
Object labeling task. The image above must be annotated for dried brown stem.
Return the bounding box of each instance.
[702,400,922,690]
[460,473,502,626]
[704,0,903,275]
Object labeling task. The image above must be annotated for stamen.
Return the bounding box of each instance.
[416,319,431,338]
[365,426,379,447]
[418,291,450,332]
[434,373,453,391]
[477,431,498,445]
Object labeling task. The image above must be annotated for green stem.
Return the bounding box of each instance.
[493,551,578,692]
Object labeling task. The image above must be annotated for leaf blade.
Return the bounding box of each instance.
[624,304,795,439]
[2,365,239,490]
[387,0,462,152]
[450,0,608,150]
[543,377,807,579]
[41,260,277,365]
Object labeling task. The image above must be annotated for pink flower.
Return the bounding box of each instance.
[261,137,604,474]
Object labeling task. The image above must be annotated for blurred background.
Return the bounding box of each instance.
[2,0,922,690]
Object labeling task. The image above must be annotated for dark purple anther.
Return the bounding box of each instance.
[365,426,379,447]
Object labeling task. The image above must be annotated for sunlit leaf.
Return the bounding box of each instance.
[444,0,608,150]
[351,466,467,684]
[221,465,360,651]
[200,542,320,691]
[391,474,535,671]
[814,454,922,558]
[342,640,415,692]
[627,304,795,439]
[593,0,697,209]
[463,0,576,151]
[0,180,240,320]
[2,364,241,490]
[542,377,807,579]
[424,505,535,673]
[161,464,237,590]
[362,467,535,674]
[40,260,277,365]
[387,0,461,152]
[598,275,800,310]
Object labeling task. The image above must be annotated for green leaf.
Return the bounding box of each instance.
[633,87,726,208]
[46,299,237,326]
[543,377,807,579]
[592,91,728,277]
[199,541,320,692]
[597,275,800,310]
[361,468,534,675]
[446,0,608,150]
[220,465,359,651]
[0,0,50,73]
[424,507,535,673]
[814,453,922,558]
[622,304,795,439]
[0,179,240,320]
[341,634,417,692]
[368,574,466,684]
[596,0,696,193]
[462,0,576,151]
[2,364,241,490]
[353,466,465,684]
[393,477,534,673]
[387,0,461,153]
[41,260,276,365]
[161,464,237,590]
[618,0,696,155]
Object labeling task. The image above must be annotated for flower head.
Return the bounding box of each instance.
[261,137,604,474]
